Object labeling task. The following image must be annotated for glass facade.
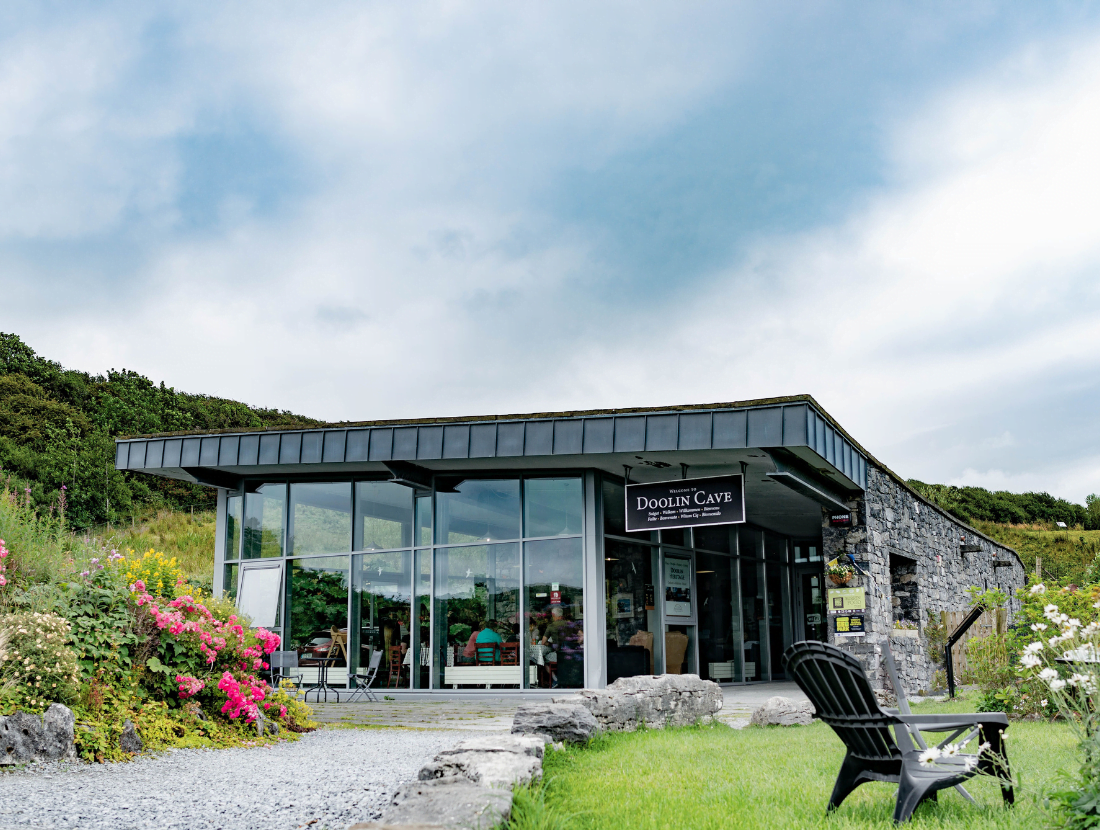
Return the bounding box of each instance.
[220,471,809,690]
[222,475,585,690]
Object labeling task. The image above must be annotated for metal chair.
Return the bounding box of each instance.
[783,641,1013,823]
[346,649,384,703]
[268,651,304,696]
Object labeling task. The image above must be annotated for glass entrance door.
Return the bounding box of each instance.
[794,568,827,641]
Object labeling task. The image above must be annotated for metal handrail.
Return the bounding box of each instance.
[945,603,987,698]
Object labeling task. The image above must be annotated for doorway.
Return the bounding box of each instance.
[794,567,827,641]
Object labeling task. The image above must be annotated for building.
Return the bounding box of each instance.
[114,394,1024,694]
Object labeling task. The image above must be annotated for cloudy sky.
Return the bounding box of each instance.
[3,2,1100,501]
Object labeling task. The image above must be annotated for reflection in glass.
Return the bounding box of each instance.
[740,556,767,680]
[661,528,688,548]
[414,550,431,688]
[693,524,733,554]
[433,544,520,688]
[524,538,584,689]
[604,538,659,681]
[353,551,411,689]
[602,478,655,541]
[523,478,583,538]
[765,533,787,563]
[226,494,242,560]
[289,482,352,555]
[416,494,432,547]
[767,563,792,680]
[355,482,413,551]
[243,483,286,559]
[223,563,239,601]
[696,552,741,682]
[287,557,349,675]
[435,479,520,544]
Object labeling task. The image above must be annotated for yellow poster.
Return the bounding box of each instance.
[827,587,866,611]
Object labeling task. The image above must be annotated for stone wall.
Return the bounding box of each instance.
[823,464,1025,695]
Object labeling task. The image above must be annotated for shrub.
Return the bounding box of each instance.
[0,611,80,713]
[119,548,194,600]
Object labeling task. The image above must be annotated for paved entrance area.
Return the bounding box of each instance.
[308,682,808,730]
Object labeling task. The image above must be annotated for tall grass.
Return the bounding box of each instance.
[973,520,1100,583]
[88,509,216,583]
[0,480,100,600]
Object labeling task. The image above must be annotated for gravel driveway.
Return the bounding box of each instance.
[0,728,465,830]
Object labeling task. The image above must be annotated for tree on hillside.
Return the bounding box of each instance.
[0,332,317,528]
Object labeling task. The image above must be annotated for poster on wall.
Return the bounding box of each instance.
[625,474,745,532]
[664,556,693,617]
[833,614,866,634]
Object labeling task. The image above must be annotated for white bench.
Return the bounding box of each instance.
[443,666,523,689]
[299,667,348,687]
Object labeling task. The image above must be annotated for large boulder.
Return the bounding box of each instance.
[556,674,723,732]
[511,702,597,744]
[419,734,545,788]
[41,704,76,761]
[0,711,45,764]
[376,776,512,829]
[749,696,815,727]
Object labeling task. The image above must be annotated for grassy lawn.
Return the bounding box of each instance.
[524,701,1077,830]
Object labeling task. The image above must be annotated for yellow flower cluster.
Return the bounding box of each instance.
[119,548,201,600]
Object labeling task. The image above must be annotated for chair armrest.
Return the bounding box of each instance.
[898,713,1008,730]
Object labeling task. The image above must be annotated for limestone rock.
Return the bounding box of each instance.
[438,734,547,760]
[120,719,142,754]
[0,711,45,764]
[42,704,76,761]
[381,776,512,829]
[557,674,723,732]
[419,750,542,788]
[749,696,815,727]
[511,702,597,744]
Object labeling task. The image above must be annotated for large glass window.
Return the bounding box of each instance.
[353,551,412,688]
[605,538,660,681]
[524,537,584,689]
[355,481,414,551]
[223,563,240,602]
[433,543,520,688]
[435,479,521,544]
[766,561,792,680]
[524,478,583,538]
[416,493,432,547]
[739,527,767,681]
[289,482,352,555]
[226,493,242,560]
[287,557,349,667]
[243,483,286,559]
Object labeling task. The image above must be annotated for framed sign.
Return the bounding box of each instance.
[833,614,866,634]
[625,474,745,532]
[827,587,865,611]
[664,555,693,617]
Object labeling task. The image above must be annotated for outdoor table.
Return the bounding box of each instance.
[303,656,340,703]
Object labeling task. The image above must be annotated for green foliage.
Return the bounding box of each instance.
[0,331,317,529]
[966,585,1009,609]
[908,478,1090,527]
[0,612,80,712]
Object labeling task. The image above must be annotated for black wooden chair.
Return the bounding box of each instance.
[783,641,1013,823]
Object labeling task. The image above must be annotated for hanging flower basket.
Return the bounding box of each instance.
[826,562,855,586]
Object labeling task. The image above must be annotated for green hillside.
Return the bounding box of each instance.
[0,332,316,529]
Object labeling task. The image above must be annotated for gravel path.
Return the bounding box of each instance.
[0,728,467,830]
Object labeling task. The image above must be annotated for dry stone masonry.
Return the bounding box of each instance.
[824,463,1025,694]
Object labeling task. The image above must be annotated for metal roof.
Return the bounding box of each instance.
[114,397,868,492]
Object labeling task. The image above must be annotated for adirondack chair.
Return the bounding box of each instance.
[783,641,1013,823]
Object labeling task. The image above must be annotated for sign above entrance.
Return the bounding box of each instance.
[625,474,745,532]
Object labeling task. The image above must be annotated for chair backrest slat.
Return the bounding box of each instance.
[783,641,901,763]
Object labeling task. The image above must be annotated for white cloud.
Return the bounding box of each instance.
[3,6,1100,502]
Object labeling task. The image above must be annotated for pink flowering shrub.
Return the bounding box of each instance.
[0,537,9,587]
[132,585,285,726]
